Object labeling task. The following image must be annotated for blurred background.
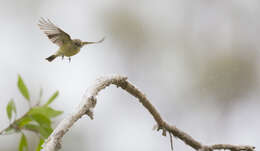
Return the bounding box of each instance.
[0,0,259,150]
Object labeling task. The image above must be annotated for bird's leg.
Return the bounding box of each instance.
[69,57,71,62]
[62,55,64,60]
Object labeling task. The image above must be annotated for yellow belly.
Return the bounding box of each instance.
[63,48,80,56]
[58,43,81,57]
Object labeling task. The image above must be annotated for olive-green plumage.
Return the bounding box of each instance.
[38,18,104,62]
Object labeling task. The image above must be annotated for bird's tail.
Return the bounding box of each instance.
[46,55,57,62]
[82,37,105,45]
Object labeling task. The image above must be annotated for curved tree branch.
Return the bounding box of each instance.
[42,75,255,151]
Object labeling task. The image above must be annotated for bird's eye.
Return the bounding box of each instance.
[75,42,81,46]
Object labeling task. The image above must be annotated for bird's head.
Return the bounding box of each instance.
[73,39,84,48]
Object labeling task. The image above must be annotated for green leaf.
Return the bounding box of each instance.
[19,133,28,151]
[28,106,63,118]
[23,124,52,138]
[30,113,51,128]
[17,75,30,101]
[19,112,53,139]
[45,91,59,106]
[37,88,44,105]
[16,116,32,127]
[36,139,44,151]
[6,99,16,121]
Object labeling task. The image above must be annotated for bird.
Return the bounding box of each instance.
[38,18,105,62]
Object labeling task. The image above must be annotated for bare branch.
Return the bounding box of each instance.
[42,75,255,151]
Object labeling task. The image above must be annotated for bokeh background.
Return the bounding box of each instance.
[0,0,259,150]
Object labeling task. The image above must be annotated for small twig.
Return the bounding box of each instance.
[42,75,255,151]
[169,131,173,150]
[0,113,28,135]
[210,144,255,151]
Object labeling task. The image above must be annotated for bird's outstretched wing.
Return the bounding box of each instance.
[38,18,71,47]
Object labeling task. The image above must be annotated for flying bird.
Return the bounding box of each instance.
[38,18,104,62]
